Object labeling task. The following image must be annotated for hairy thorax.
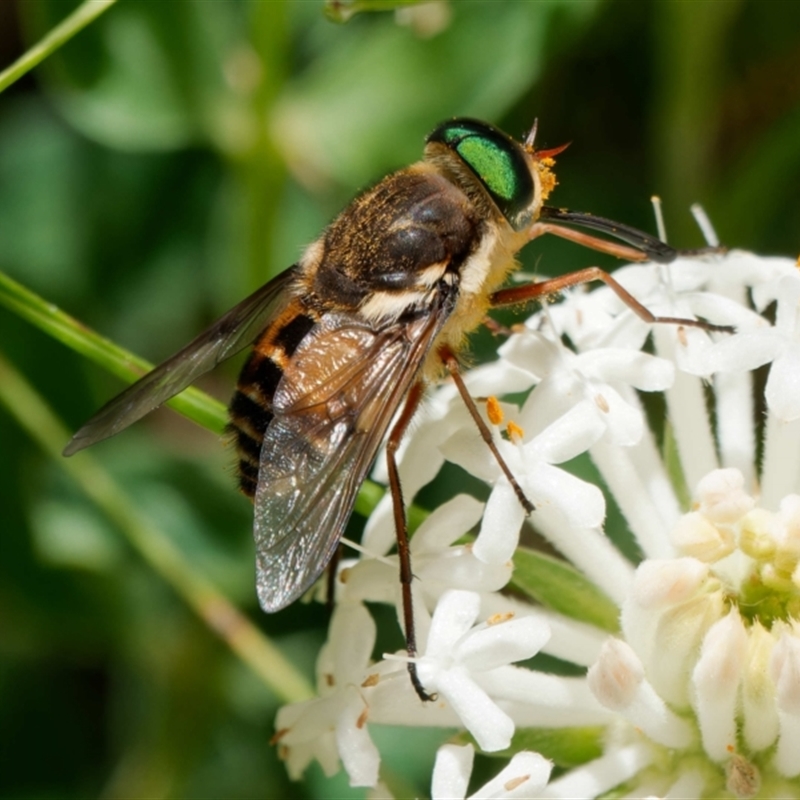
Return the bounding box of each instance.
[300,163,525,380]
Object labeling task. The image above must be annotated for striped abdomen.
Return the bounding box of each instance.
[228,304,319,498]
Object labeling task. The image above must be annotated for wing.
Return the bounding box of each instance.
[253,301,452,612]
[64,267,299,455]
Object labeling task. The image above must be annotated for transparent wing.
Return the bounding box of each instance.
[64,267,299,455]
[253,306,449,612]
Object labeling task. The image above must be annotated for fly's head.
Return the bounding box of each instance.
[425,117,562,253]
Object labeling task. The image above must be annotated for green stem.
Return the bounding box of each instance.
[0,269,227,435]
[0,350,314,704]
[0,0,118,94]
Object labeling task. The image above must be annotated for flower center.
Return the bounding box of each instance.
[610,469,800,790]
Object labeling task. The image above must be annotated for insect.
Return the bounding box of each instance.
[64,118,728,700]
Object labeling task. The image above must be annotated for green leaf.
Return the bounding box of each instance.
[457,725,605,768]
[508,726,605,768]
[273,1,597,189]
[18,0,244,151]
[511,546,620,632]
[31,499,123,571]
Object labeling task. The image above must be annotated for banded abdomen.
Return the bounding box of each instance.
[229,304,319,498]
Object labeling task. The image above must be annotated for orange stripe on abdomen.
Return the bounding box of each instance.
[228,308,319,498]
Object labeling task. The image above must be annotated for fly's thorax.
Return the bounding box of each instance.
[301,164,484,324]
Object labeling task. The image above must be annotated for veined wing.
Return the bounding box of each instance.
[64,267,299,455]
[253,296,453,612]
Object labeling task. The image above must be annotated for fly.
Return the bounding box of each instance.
[64,118,729,701]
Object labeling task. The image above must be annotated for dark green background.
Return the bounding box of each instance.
[1,1,799,798]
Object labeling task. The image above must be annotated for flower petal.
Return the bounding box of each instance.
[530,400,607,464]
[766,347,800,421]
[335,687,381,787]
[413,494,485,553]
[434,665,515,752]
[440,428,498,483]
[326,602,377,687]
[431,743,473,800]
[475,479,526,563]
[704,331,782,374]
[424,590,481,658]
[531,463,606,530]
[576,348,674,391]
[457,616,550,672]
[470,751,552,799]
[499,330,560,378]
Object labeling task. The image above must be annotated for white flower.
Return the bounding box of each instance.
[344,494,512,611]
[499,329,675,444]
[274,601,380,787]
[441,402,606,564]
[706,271,800,421]
[431,743,552,799]
[414,589,550,752]
[602,469,800,794]
[274,250,800,798]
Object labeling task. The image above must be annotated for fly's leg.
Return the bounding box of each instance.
[386,380,434,702]
[506,216,733,333]
[438,345,534,514]
[536,206,725,264]
[481,316,524,338]
[390,361,534,703]
[492,265,733,334]
[326,545,342,610]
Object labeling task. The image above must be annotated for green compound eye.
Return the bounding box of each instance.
[427,118,534,231]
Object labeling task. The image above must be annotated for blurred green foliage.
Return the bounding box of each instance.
[1,1,799,797]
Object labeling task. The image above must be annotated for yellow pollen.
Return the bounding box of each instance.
[504,776,530,792]
[356,708,369,729]
[361,673,380,688]
[486,396,504,425]
[537,159,558,200]
[487,612,514,625]
[594,394,610,413]
[507,420,524,441]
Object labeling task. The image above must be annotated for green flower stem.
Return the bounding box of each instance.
[0,269,227,435]
[0,0,118,94]
[0,350,314,704]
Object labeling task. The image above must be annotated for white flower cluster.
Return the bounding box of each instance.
[274,248,800,799]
